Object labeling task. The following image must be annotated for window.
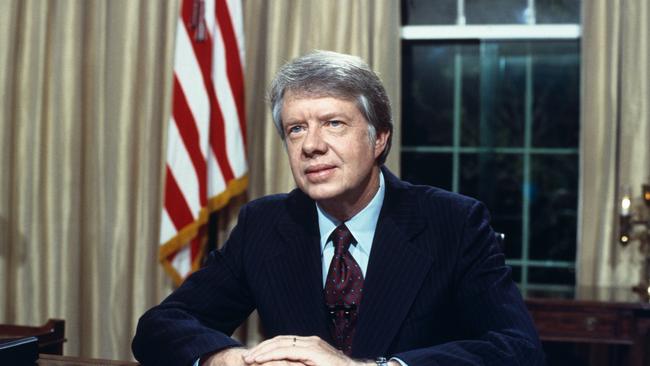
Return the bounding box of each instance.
[401,0,580,293]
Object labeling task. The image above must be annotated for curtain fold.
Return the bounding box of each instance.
[578,0,650,286]
[244,0,401,199]
[0,0,179,359]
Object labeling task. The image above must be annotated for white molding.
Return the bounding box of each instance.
[401,24,581,40]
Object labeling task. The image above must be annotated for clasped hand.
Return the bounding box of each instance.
[204,335,371,366]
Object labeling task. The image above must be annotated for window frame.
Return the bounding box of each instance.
[401,17,582,293]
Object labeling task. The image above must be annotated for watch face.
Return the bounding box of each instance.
[375,357,388,366]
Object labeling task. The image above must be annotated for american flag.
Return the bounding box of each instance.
[159,0,247,285]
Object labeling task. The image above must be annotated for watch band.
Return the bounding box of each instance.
[375,357,389,366]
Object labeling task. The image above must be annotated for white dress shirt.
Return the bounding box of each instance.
[316,172,407,366]
[316,171,385,285]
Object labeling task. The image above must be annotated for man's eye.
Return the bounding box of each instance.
[327,120,342,127]
[287,125,304,134]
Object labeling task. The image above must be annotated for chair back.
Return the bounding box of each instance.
[495,232,506,250]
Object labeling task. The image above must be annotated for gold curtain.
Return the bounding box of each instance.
[578,0,650,286]
[244,0,402,199]
[0,0,178,360]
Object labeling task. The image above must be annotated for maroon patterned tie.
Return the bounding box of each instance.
[324,224,364,355]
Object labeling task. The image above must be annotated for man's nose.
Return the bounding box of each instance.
[302,126,327,156]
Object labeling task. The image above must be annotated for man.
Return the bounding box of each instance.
[132,51,544,366]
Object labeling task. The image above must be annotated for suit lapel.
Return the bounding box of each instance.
[264,190,333,343]
[351,169,433,358]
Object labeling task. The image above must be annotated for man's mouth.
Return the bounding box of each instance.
[304,164,336,181]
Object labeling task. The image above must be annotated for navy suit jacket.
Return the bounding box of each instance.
[132,168,545,366]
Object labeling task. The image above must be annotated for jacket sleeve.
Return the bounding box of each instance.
[394,201,545,366]
[132,205,256,366]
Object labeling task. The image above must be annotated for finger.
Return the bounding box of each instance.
[248,345,314,365]
[244,335,315,362]
[243,335,293,362]
[248,335,291,351]
[250,339,348,366]
[246,335,329,363]
[246,335,292,355]
[248,360,306,366]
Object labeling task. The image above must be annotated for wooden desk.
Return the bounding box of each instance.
[525,286,650,366]
[30,287,650,366]
[37,354,138,366]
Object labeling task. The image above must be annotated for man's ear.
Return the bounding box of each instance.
[374,129,390,159]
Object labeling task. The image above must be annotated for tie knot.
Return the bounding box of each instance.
[330,224,356,254]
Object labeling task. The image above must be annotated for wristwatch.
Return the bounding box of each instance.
[375,357,389,366]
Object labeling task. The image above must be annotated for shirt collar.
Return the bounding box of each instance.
[316,171,385,256]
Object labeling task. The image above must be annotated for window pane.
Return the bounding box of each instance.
[401,152,453,191]
[532,41,580,148]
[461,42,526,147]
[465,0,529,24]
[458,49,481,146]
[460,153,523,259]
[460,153,522,215]
[529,155,578,261]
[536,0,580,24]
[402,43,462,146]
[404,42,531,148]
[511,265,522,282]
[402,0,457,25]
[529,266,575,286]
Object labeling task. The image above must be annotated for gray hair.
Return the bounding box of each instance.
[269,50,393,165]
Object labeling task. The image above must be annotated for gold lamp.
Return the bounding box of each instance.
[619,186,632,245]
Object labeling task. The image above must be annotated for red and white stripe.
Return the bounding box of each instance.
[160,0,247,284]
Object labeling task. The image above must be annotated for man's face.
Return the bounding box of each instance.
[280,92,389,206]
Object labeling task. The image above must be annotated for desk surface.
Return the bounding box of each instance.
[525,285,650,310]
[37,354,138,366]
